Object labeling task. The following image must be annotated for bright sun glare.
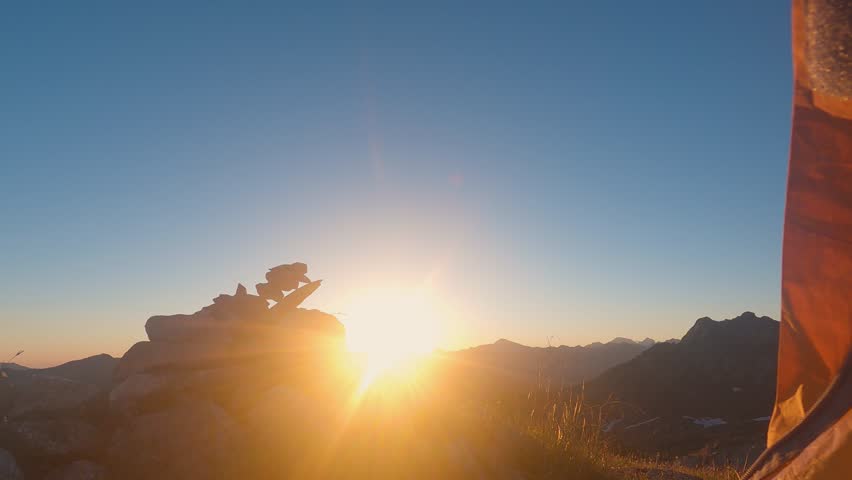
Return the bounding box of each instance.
[343,289,445,389]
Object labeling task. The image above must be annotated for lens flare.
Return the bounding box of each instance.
[342,288,446,390]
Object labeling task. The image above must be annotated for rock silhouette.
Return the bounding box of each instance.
[107,263,349,479]
[143,264,326,345]
[254,262,312,303]
[0,263,351,479]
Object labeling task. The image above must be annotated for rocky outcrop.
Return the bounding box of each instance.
[142,263,324,345]
[116,310,343,381]
[102,262,350,478]
[0,262,350,479]
[108,402,238,479]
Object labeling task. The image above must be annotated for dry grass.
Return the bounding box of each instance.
[469,378,746,480]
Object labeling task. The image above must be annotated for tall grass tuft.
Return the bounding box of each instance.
[476,370,744,480]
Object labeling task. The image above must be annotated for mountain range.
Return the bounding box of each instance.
[584,311,778,419]
[6,312,778,422]
[446,312,780,463]
[2,354,118,388]
[2,311,779,468]
[451,336,657,392]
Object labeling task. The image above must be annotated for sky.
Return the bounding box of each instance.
[1,2,792,367]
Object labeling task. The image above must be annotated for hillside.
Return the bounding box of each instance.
[585,311,778,420]
[578,312,778,463]
[35,354,118,389]
[2,354,118,388]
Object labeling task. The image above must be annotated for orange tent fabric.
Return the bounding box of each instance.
[746,1,852,478]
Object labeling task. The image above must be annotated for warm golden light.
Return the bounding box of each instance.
[342,288,445,390]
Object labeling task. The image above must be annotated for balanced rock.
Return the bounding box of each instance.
[145,284,271,343]
[255,262,312,302]
[145,312,227,343]
[207,284,270,323]
[144,265,323,344]
[117,311,344,381]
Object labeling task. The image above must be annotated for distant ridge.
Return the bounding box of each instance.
[605,337,657,347]
[608,337,639,345]
[491,336,659,349]
[29,354,117,388]
[453,336,655,388]
[0,363,29,372]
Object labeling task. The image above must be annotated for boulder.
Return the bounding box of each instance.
[44,460,106,480]
[115,321,344,381]
[274,308,345,338]
[244,385,332,434]
[109,373,172,416]
[0,419,101,458]
[7,375,101,419]
[145,284,272,343]
[207,288,270,323]
[144,313,231,343]
[109,367,254,417]
[0,449,23,480]
[264,262,311,294]
[237,385,340,477]
[255,282,284,302]
[108,401,237,479]
[110,353,344,417]
[142,266,327,344]
[113,340,234,381]
[269,281,323,315]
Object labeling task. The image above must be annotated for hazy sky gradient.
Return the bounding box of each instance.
[1,2,791,366]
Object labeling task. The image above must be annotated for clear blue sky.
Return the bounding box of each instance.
[1,2,791,366]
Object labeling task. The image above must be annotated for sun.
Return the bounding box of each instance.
[342,288,446,389]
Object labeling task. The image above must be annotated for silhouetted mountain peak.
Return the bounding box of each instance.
[585,311,779,421]
[681,312,778,348]
[606,337,656,348]
[35,353,118,388]
[489,338,527,351]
